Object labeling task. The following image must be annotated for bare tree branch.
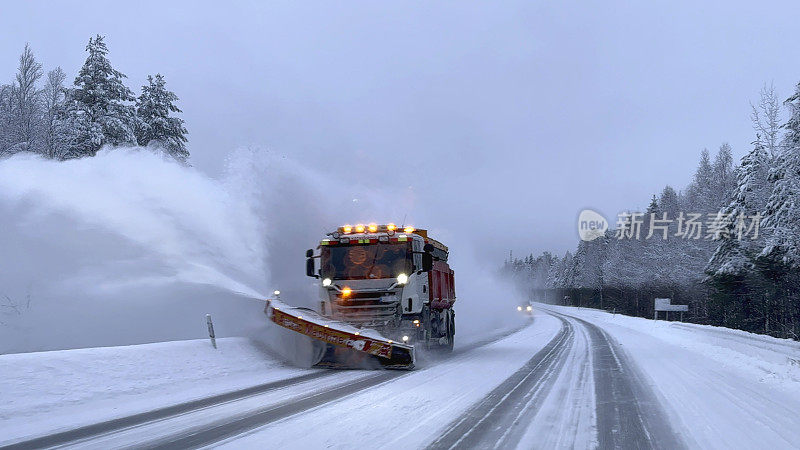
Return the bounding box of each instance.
[750,82,782,159]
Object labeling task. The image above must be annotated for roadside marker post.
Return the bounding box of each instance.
[206,314,217,349]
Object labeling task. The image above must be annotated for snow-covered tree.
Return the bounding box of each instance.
[761,82,800,268]
[711,142,736,209]
[659,185,680,218]
[63,35,136,158]
[707,140,771,277]
[0,84,13,155]
[547,251,573,290]
[4,44,43,155]
[135,74,188,162]
[571,235,608,291]
[686,149,714,212]
[499,81,799,336]
[647,194,658,213]
[751,82,782,160]
[531,252,556,289]
[41,67,67,159]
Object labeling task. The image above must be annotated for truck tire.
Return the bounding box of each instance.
[442,310,455,353]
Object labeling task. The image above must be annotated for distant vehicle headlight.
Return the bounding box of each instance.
[322,278,332,287]
[397,273,408,285]
[526,305,532,311]
[517,306,523,311]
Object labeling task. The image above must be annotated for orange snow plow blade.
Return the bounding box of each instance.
[264,299,415,369]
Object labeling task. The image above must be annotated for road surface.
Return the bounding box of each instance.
[4,306,800,449]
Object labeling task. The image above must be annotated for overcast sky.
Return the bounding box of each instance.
[3,1,800,263]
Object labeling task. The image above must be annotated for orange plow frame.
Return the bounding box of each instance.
[264,299,415,369]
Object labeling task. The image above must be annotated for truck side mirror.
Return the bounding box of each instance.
[422,253,433,272]
[423,243,435,253]
[306,249,314,258]
[306,257,317,278]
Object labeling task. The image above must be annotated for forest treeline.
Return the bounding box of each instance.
[503,82,800,340]
[0,36,188,162]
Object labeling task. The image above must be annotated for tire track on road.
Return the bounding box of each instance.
[550,310,686,450]
[428,309,686,450]
[147,320,537,450]
[143,370,406,449]
[1,371,336,450]
[428,316,573,449]
[9,319,537,449]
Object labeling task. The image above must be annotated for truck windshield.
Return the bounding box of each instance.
[321,242,412,280]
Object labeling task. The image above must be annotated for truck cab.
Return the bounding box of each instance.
[307,224,456,350]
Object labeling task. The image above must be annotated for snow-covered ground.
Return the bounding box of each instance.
[539,304,800,449]
[0,337,313,445]
[219,313,562,449]
[0,316,548,448]
[3,305,799,449]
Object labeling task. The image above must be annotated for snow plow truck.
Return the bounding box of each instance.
[264,224,456,369]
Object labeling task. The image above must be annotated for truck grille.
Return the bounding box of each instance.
[331,291,399,326]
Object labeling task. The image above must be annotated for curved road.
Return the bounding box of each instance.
[3,310,686,449]
[429,310,684,449]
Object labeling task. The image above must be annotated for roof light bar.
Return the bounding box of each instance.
[335,223,418,235]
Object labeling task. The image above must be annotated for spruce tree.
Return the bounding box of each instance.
[761,82,800,268]
[658,186,680,218]
[707,140,770,277]
[758,82,800,337]
[135,74,189,162]
[711,142,736,209]
[63,35,136,158]
[686,149,714,212]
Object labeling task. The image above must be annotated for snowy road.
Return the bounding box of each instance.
[1,322,531,449]
[4,306,800,449]
[429,310,682,450]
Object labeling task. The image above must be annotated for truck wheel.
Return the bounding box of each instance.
[442,311,454,353]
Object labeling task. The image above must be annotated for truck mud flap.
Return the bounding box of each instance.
[265,299,415,370]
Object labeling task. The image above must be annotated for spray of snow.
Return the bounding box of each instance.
[235,147,527,345]
[0,147,272,353]
[0,146,526,361]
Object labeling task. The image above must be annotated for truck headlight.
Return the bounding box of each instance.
[517,306,522,311]
[322,278,332,286]
[396,273,408,285]
[526,305,532,311]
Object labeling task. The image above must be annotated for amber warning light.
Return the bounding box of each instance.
[337,223,411,235]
